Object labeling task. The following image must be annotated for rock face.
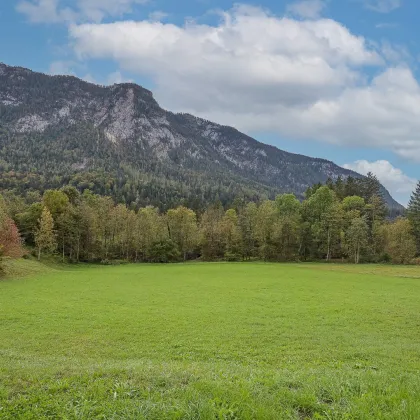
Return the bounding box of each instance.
[0,62,402,210]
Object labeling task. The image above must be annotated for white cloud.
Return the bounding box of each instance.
[380,41,411,63]
[375,22,398,28]
[78,0,148,23]
[67,5,420,160]
[17,0,75,23]
[16,0,148,23]
[365,0,402,13]
[49,60,76,75]
[344,160,416,202]
[81,73,97,84]
[107,71,133,85]
[148,11,169,22]
[286,0,327,19]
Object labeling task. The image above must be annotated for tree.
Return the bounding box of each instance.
[334,176,345,200]
[0,196,23,260]
[61,186,80,205]
[136,207,167,262]
[306,187,343,260]
[43,190,70,218]
[200,204,225,261]
[0,218,24,258]
[344,176,359,197]
[407,181,420,254]
[345,217,369,264]
[320,202,344,261]
[342,196,365,214]
[307,186,337,220]
[255,200,279,261]
[15,203,43,246]
[149,239,180,263]
[35,207,56,260]
[342,196,366,236]
[167,206,198,261]
[238,202,258,260]
[362,172,381,201]
[275,194,301,260]
[222,209,242,261]
[361,173,388,223]
[384,218,416,264]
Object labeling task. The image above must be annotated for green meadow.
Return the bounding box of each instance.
[1,262,420,419]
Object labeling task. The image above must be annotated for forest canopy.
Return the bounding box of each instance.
[0,172,418,268]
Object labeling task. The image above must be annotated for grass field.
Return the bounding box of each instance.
[1,262,420,419]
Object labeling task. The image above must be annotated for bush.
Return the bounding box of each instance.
[149,240,181,263]
[224,252,241,262]
[379,253,391,263]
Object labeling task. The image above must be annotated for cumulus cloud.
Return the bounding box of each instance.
[67,5,420,160]
[286,0,327,19]
[17,0,148,23]
[344,160,416,202]
[365,0,402,13]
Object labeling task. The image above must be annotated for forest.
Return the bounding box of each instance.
[1,172,419,268]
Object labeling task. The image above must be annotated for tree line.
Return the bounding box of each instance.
[1,173,420,267]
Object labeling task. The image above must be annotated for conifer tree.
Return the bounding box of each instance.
[407,181,420,253]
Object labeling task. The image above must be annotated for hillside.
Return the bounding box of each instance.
[0,62,402,210]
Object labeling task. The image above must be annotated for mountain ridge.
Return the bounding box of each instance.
[0,62,403,210]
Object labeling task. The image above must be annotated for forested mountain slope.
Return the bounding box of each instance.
[0,62,402,211]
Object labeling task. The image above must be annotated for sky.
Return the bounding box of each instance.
[0,0,419,205]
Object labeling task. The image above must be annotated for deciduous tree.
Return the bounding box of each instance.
[35,207,56,260]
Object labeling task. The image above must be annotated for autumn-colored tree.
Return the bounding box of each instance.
[0,196,23,263]
[0,218,24,258]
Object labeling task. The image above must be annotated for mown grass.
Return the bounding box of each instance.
[1,262,420,419]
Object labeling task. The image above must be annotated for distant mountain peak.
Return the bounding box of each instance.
[0,62,403,210]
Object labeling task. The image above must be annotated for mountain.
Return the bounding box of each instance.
[0,62,402,211]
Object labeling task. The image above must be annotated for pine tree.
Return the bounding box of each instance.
[344,176,358,197]
[363,173,387,219]
[334,176,345,200]
[407,181,420,253]
[360,174,388,255]
[35,207,56,260]
[363,172,382,201]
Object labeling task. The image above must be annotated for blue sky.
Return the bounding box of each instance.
[1,0,419,204]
